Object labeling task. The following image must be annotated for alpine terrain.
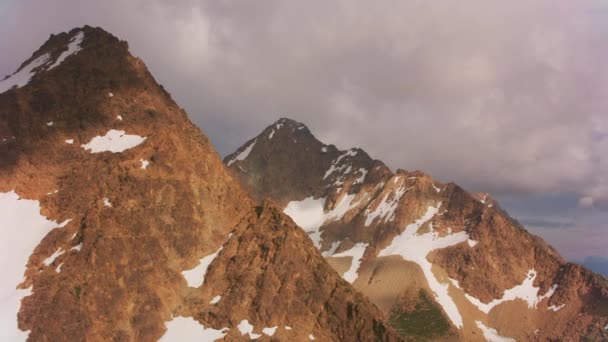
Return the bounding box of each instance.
[225,118,608,341]
[0,27,403,341]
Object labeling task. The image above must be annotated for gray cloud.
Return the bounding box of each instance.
[1,0,607,259]
[2,0,607,200]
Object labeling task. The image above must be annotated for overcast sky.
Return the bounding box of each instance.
[1,0,607,272]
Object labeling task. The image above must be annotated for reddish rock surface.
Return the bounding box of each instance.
[0,27,400,341]
[226,117,608,341]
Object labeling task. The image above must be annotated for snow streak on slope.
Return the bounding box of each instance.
[364,182,408,226]
[284,193,361,248]
[379,202,469,328]
[284,197,326,247]
[0,191,70,341]
[81,129,146,153]
[159,317,228,341]
[330,243,368,283]
[0,31,85,94]
[464,269,557,314]
[47,31,85,70]
[226,139,256,166]
[237,319,261,339]
[182,245,224,288]
[475,321,515,342]
[0,55,51,94]
[323,149,357,180]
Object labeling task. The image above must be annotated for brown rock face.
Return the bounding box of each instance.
[225,118,608,341]
[1,27,400,341]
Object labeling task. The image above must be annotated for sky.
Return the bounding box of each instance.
[1,0,607,273]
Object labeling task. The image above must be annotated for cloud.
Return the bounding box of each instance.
[578,196,594,208]
[2,1,607,200]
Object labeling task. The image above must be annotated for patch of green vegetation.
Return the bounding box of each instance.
[74,285,82,300]
[387,290,451,340]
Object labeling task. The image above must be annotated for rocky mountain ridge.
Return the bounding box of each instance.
[0,27,400,341]
[225,117,608,341]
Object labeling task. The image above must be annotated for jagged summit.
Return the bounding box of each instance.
[1,26,127,94]
[223,117,388,205]
[226,118,608,341]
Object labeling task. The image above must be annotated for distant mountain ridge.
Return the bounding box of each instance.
[225,117,608,341]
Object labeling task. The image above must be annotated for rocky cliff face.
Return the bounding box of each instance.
[225,118,608,341]
[0,27,400,341]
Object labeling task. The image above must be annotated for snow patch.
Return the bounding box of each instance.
[379,202,469,328]
[209,296,221,305]
[0,54,50,94]
[116,115,123,121]
[103,197,112,207]
[323,149,357,180]
[548,304,565,312]
[47,121,54,127]
[55,263,63,273]
[140,159,150,169]
[108,92,114,98]
[0,191,70,341]
[432,184,441,193]
[467,239,479,247]
[354,168,368,184]
[82,129,146,153]
[464,270,557,314]
[182,245,224,288]
[285,326,292,330]
[284,193,361,249]
[284,196,326,247]
[475,321,516,342]
[268,130,275,139]
[160,316,228,342]
[70,243,82,252]
[237,319,261,339]
[321,241,341,257]
[43,248,64,266]
[331,243,368,283]
[364,185,408,226]
[309,333,316,340]
[47,31,85,70]
[227,139,256,166]
[65,139,74,144]
[262,326,278,336]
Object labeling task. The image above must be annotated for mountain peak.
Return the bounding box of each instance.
[1,27,403,341]
[226,118,608,340]
[1,26,127,94]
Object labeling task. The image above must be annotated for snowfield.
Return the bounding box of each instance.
[227,139,256,166]
[283,192,363,248]
[330,243,368,283]
[182,245,224,288]
[81,129,146,153]
[0,191,70,341]
[160,316,228,342]
[0,31,85,94]
[379,202,469,328]
[464,269,557,314]
[364,181,408,226]
[0,54,51,94]
[47,31,85,70]
[475,321,515,342]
